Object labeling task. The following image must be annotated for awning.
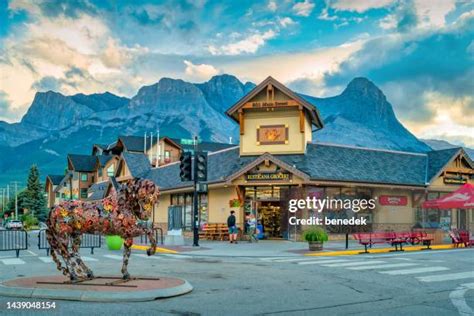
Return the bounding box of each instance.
[422,183,474,209]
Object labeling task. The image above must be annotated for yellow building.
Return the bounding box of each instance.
[148,77,474,241]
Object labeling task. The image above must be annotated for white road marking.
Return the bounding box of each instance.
[81,256,98,262]
[0,258,25,265]
[134,254,162,260]
[348,263,418,270]
[271,257,336,263]
[449,282,474,316]
[321,260,386,267]
[38,257,53,263]
[380,266,449,275]
[163,254,191,259]
[417,272,474,283]
[297,259,350,265]
[103,254,123,261]
[26,250,38,256]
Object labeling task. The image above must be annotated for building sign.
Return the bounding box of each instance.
[256,124,288,145]
[443,176,467,184]
[379,195,408,206]
[251,101,289,108]
[246,172,291,181]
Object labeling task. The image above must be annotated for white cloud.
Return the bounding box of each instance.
[278,17,296,27]
[293,0,315,17]
[267,0,277,12]
[183,60,219,82]
[331,0,396,13]
[208,30,277,55]
[413,0,456,28]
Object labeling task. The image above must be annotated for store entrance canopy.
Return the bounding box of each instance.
[422,183,474,209]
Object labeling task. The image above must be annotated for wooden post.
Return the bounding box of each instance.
[239,110,244,135]
[299,106,304,133]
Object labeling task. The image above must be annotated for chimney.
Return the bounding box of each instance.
[229,137,232,144]
[156,129,160,167]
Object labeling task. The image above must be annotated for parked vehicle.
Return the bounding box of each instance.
[5,220,23,230]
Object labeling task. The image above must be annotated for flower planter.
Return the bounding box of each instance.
[106,235,123,251]
[308,240,323,251]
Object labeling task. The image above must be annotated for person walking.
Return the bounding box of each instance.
[227,210,238,244]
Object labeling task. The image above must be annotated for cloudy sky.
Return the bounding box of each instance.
[0,0,473,146]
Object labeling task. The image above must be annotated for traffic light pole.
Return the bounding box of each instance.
[192,136,200,247]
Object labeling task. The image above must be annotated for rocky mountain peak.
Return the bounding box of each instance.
[343,77,386,102]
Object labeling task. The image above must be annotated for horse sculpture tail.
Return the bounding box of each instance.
[46,208,70,276]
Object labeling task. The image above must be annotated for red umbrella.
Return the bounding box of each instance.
[422,183,474,209]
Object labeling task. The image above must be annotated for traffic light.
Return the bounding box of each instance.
[194,151,208,182]
[179,152,192,181]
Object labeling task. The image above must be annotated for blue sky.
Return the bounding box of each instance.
[0,0,473,146]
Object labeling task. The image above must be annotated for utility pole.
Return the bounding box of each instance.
[11,181,20,220]
[192,136,199,247]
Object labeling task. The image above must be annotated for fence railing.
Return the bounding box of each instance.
[0,229,28,257]
[136,227,164,245]
[38,229,102,256]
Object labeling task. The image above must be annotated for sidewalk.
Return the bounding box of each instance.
[134,239,465,258]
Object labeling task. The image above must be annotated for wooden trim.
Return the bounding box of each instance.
[299,107,304,133]
[239,110,244,135]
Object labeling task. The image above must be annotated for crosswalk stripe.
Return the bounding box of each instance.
[379,266,449,275]
[0,258,25,265]
[297,259,350,265]
[348,263,418,270]
[163,254,191,259]
[38,257,53,263]
[417,271,474,283]
[81,256,98,262]
[103,255,123,261]
[321,260,386,267]
[134,254,162,260]
[271,257,335,263]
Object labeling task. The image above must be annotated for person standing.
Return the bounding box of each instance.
[247,214,258,243]
[227,210,238,244]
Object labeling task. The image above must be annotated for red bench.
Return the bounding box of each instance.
[353,231,433,253]
[450,230,474,248]
[353,232,405,253]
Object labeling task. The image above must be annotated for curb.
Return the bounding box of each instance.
[131,245,178,254]
[305,244,463,256]
[0,279,193,302]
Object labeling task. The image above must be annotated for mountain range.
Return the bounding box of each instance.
[0,74,469,187]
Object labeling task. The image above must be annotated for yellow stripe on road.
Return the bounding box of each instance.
[131,244,178,254]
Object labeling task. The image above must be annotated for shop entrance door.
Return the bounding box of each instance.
[257,201,282,239]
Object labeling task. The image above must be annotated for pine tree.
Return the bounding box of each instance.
[23,165,48,221]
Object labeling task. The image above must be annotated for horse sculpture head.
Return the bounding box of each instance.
[125,178,159,220]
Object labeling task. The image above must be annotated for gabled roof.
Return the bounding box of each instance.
[427,147,474,183]
[67,154,98,172]
[97,154,114,167]
[117,135,153,152]
[46,175,64,186]
[87,181,109,201]
[226,76,324,128]
[145,144,470,191]
[119,152,151,178]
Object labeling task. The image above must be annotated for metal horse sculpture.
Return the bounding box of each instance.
[46,178,159,281]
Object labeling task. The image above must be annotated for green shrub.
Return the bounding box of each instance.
[21,214,39,230]
[303,227,328,242]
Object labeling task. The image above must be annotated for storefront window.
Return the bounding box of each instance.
[170,193,208,231]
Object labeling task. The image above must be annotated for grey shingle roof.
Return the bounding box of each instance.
[169,138,236,152]
[87,181,108,201]
[47,175,65,185]
[97,155,113,167]
[146,144,463,191]
[426,147,461,182]
[122,152,151,178]
[67,154,98,172]
[118,135,154,152]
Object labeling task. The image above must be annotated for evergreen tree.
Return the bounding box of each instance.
[23,165,48,221]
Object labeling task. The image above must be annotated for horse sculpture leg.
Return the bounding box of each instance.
[71,234,94,279]
[145,228,157,256]
[121,238,133,280]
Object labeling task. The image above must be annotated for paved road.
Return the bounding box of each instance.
[0,240,473,315]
